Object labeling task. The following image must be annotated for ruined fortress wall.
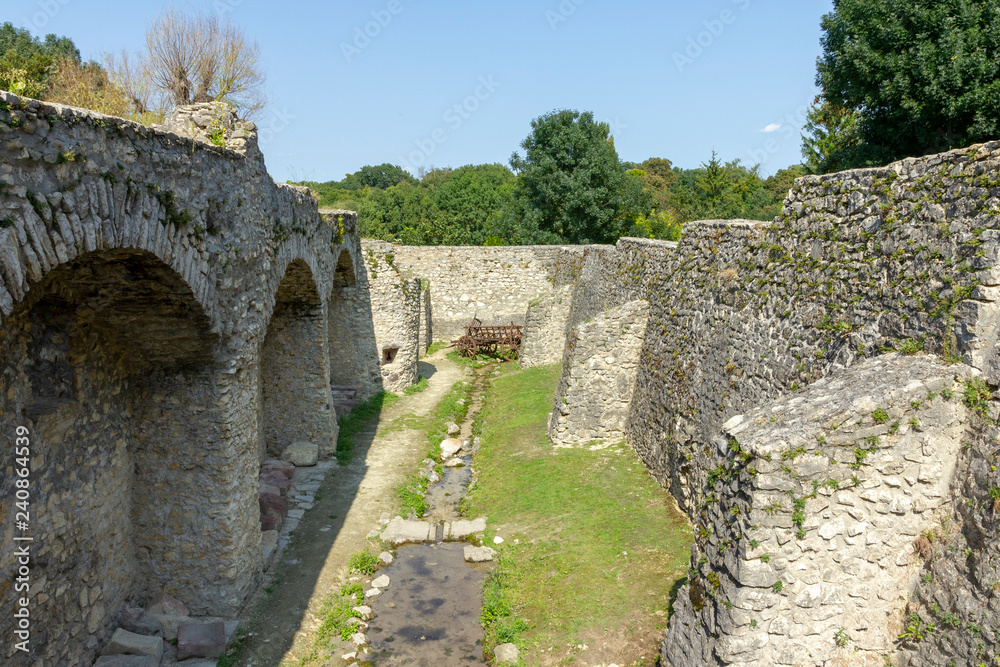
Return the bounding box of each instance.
[361,241,421,394]
[0,94,367,666]
[386,245,588,340]
[547,299,649,445]
[554,141,1000,665]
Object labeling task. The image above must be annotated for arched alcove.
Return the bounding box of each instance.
[0,248,225,666]
[261,258,335,458]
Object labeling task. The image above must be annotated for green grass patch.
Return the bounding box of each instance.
[403,375,430,395]
[393,379,474,517]
[424,341,449,356]
[463,364,693,662]
[316,582,365,644]
[336,390,399,465]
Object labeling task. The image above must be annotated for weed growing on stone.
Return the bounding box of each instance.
[315,582,364,645]
[349,550,379,575]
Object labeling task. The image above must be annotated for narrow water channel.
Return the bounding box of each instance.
[367,364,494,666]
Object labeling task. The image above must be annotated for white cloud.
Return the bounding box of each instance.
[760,123,783,133]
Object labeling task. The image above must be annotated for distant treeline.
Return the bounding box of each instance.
[296,157,804,247]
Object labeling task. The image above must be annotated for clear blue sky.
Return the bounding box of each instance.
[10,0,833,182]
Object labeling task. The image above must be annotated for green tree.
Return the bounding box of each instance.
[342,163,417,190]
[434,164,515,245]
[816,0,1000,167]
[504,110,651,245]
[801,96,864,174]
[0,22,80,98]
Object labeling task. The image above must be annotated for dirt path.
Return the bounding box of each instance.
[234,348,467,666]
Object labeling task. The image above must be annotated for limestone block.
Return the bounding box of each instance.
[444,517,487,540]
[102,629,164,661]
[464,546,497,562]
[282,442,318,467]
[94,657,160,667]
[440,438,463,459]
[176,621,227,660]
[494,643,520,664]
[261,459,296,479]
[380,517,434,545]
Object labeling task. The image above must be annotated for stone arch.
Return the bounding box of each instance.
[0,248,240,667]
[333,248,357,287]
[328,248,382,401]
[261,258,336,458]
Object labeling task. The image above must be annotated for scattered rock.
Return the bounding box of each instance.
[258,483,282,498]
[259,470,293,491]
[372,575,390,589]
[353,605,374,621]
[464,546,497,562]
[176,621,227,661]
[261,458,296,479]
[141,595,192,640]
[118,605,162,637]
[444,517,487,540]
[94,657,159,667]
[102,629,164,661]
[494,536,504,545]
[365,588,381,598]
[446,422,461,436]
[494,642,519,664]
[378,551,394,565]
[379,512,392,526]
[440,437,463,459]
[351,632,368,646]
[282,441,319,467]
[445,457,464,468]
[259,494,288,517]
[147,593,189,617]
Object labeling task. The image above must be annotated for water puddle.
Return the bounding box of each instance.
[368,363,495,665]
[367,543,490,665]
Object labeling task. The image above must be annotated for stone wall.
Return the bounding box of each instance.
[553,141,1000,665]
[548,300,649,445]
[519,284,574,367]
[387,244,587,340]
[362,241,421,394]
[661,355,973,666]
[0,93,369,666]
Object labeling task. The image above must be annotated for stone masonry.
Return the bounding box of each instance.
[547,299,649,445]
[549,142,1000,665]
[661,355,973,666]
[0,93,393,667]
[519,284,574,367]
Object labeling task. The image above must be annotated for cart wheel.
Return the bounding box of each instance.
[500,333,522,360]
[456,335,479,358]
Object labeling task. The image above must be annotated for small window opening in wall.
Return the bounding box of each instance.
[383,348,399,365]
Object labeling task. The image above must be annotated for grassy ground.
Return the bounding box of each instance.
[463,363,693,667]
[335,390,399,465]
[395,378,473,516]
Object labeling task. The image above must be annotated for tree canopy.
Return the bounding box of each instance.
[502,110,651,245]
[0,22,80,98]
[812,0,1000,170]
